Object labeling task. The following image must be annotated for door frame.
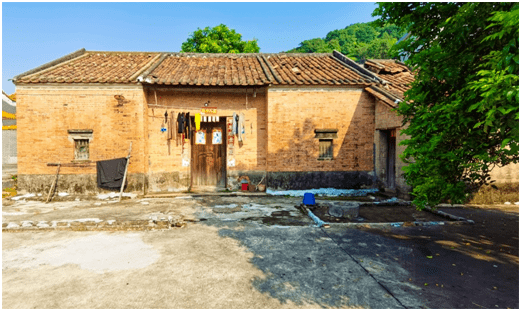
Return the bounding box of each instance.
[189,116,227,191]
[386,129,396,189]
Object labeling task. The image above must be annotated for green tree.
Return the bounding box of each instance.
[288,38,340,53]
[373,2,519,208]
[181,24,260,53]
[286,22,405,62]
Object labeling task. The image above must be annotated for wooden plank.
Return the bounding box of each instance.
[46,164,61,203]
[118,142,132,202]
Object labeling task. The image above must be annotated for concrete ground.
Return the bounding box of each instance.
[2,195,519,308]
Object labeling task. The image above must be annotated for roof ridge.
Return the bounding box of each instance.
[137,53,169,82]
[13,48,86,81]
[332,51,387,84]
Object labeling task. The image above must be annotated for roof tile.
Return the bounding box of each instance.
[365,59,415,99]
[16,51,382,87]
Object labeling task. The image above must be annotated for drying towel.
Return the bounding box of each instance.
[238,112,245,142]
[232,112,237,135]
[96,158,127,190]
[195,113,201,131]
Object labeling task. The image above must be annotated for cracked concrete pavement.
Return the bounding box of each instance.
[2,195,519,308]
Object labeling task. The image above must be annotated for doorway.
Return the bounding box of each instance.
[190,118,227,191]
[386,129,396,189]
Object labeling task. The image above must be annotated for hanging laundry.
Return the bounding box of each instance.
[177,113,184,134]
[195,113,201,131]
[167,113,172,140]
[96,158,127,190]
[238,112,245,142]
[185,112,191,139]
[232,112,237,135]
[216,116,220,122]
[175,111,179,146]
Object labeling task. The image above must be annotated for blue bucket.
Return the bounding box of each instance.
[303,193,315,205]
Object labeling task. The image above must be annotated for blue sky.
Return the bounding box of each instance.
[2,2,378,95]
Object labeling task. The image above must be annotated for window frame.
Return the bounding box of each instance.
[314,129,337,161]
[318,139,334,160]
[67,129,93,162]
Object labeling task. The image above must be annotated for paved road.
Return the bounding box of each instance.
[2,197,519,308]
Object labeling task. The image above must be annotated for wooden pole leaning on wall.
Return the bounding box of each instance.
[46,163,61,203]
[118,142,132,202]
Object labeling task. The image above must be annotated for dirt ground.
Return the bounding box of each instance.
[310,204,450,223]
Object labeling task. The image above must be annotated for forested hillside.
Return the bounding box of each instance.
[287,22,405,62]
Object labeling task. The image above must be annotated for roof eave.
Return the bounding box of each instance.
[12,48,87,82]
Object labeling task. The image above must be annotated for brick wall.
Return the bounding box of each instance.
[375,100,402,130]
[144,87,267,191]
[16,85,146,177]
[267,87,375,172]
[374,100,410,198]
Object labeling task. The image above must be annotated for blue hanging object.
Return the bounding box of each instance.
[161,127,167,133]
[303,193,315,205]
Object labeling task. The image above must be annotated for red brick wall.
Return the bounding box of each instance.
[16,86,146,176]
[267,87,375,172]
[144,87,267,191]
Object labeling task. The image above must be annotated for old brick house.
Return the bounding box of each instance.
[363,59,415,197]
[12,48,411,196]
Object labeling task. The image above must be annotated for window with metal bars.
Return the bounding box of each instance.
[74,139,89,160]
[318,139,333,160]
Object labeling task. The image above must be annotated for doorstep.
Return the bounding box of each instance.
[144,191,269,198]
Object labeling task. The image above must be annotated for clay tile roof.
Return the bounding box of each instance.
[145,53,374,86]
[146,54,269,86]
[13,50,381,87]
[364,59,415,100]
[17,51,161,84]
[261,54,373,85]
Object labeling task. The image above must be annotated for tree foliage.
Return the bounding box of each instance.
[373,3,519,208]
[287,22,405,62]
[181,24,260,53]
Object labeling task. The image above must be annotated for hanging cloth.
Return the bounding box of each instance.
[238,112,245,142]
[232,112,238,135]
[167,113,172,140]
[185,112,191,139]
[96,158,127,190]
[177,113,184,134]
[174,111,178,146]
[195,113,201,131]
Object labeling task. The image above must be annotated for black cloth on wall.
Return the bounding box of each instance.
[96,157,127,190]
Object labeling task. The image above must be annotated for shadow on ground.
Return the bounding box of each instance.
[195,198,418,308]
[197,201,519,309]
[348,206,519,309]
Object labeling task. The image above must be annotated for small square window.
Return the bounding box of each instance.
[318,139,333,160]
[68,129,93,161]
[74,139,89,160]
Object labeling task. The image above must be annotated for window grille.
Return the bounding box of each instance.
[74,139,89,160]
[318,139,333,160]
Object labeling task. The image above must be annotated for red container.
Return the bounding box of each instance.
[241,183,249,191]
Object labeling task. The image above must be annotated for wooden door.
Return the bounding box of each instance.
[191,118,227,190]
